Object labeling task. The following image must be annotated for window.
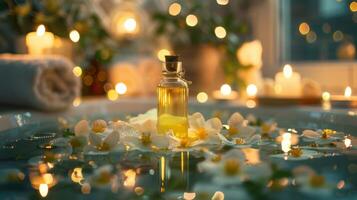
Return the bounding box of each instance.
[280,0,357,62]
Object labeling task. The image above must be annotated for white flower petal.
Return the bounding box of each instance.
[189,112,206,129]
[151,135,169,149]
[74,120,90,137]
[206,118,222,131]
[228,112,244,127]
[103,130,119,149]
[89,132,102,147]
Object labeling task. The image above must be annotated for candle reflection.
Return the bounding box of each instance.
[123,169,136,188]
[281,132,292,160]
[160,156,166,192]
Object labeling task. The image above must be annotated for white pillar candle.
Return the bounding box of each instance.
[274,64,302,97]
[26,25,54,55]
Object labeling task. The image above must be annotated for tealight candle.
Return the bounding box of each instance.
[274,64,301,97]
[26,25,54,55]
[212,84,238,101]
[330,86,357,108]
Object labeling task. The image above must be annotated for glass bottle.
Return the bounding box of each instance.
[157,55,189,139]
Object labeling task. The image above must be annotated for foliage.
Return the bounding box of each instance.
[151,0,255,85]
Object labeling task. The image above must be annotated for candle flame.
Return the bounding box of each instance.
[39,184,48,197]
[115,82,127,95]
[283,64,293,78]
[246,84,258,97]
[220,84,232,96]
[322,91,331,101]
[36,25,46,36]
[344,86,352,97]
[123,18,137,33]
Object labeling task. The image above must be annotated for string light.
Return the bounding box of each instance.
[168,3,181,16]
[69,30,80,43]
[186,14,198,27]
[214,26,227,39]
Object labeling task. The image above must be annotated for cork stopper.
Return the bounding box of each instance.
[164,55,182,73]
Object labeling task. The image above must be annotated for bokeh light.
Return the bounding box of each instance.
[333,31,344,42]
[72,97,81,107]
[216,0,229,5]
[350,1,357,12]
[344,86,352,97]
[123,18,137,33]
[157,49,170,61]
[220,84,232,96]
[322,92,331,101]
[107,89,118,101]
[298,22,310,35]
[306,31,317,43]
[246,84,258,97]
[214,26,227,39]
[72,66,82,77]
[186,14,198,27]
[115,82,127,95]
[168,3,181,16]
[69,30,80,43]
[196,92,208,103]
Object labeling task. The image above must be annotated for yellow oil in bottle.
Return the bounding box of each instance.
[157,86,188,139]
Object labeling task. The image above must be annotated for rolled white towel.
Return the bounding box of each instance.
[0,54,80,111]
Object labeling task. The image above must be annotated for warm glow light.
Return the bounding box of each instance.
[246,99,256,108]
[39,184,48,197]
[216,0,229,5]
[333,31,344,42]
[72,66,82,77]
[157,49,170,61]
[212,191,225,200]
[350,2,357,12]
[197,92,208,103]
[281,132,292,154]
[71,168,84,184]
[36,25,46,36]
[72,97,81,107]
[123,169,136,188]
[344,137,352,148]
[115,82,127,95]
[220,84,232,96]
[322,92,331,101]
[69,30,80,43]
[299,22,310,35]
[306,31,317,43]
[107,89,118,101]
[123,18,137,33]
[183,192,196,200]
[246,84,258,97]
[214,26,227,39]
[168,3,181,16]
[186,14,198,27]
[283,64,293,78]
[42,173,54,185]
[344,86,352,97]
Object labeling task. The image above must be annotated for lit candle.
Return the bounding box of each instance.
[330,86,357,108]
[26,25,54,55]
[212,84,238,101]
[281,132,291,160]
[274,64,302,97]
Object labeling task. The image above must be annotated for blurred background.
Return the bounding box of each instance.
[0,0,356,103]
